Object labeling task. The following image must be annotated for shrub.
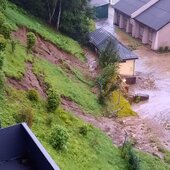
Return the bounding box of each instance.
[0,34,6,51]
[164,46,169,52]
[0,12,5,25]
[27,89,39,102]
[15,107,34,128]
[98,93,105,105]
[11,40,16,53]
[0,0,7,11]
[0,23,12,39]
[49,125,69,150]
[47,89,61,112]
[0,71,4,89]
[0,52,4,70]
[79,125,88,136]
[122,141,140,170]
[26,32,36,50]
[158,47,164,53]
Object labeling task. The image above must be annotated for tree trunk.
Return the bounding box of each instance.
[47,0,58,24]
[47,0,52,24]
[56,0,62,31]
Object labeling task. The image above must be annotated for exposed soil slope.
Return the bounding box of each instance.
[12,27,99,79]
[7,62,46,98]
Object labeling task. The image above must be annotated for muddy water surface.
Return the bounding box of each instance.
[131,47,170,131]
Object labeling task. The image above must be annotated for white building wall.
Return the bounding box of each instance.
[152,23,170,50]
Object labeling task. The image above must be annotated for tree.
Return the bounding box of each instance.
[98,40,120,104]
[56,0,61,30]
[46,0,58,24]
[99,40,120,68]
[60,0,93,43]
[9,0,93,43]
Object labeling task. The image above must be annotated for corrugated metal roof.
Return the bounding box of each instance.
[89,29,138,61]
[135,0,170,30]
[113,0,150,16]
[90,0,109,7]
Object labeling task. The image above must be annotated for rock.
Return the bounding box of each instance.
[128,93,149,103]
[135,93,149,102]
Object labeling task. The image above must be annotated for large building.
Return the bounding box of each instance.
[113,0,170,50]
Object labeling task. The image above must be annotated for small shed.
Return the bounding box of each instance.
[0,123,60,170]
[90,0,109,19]
[89,29,138,84]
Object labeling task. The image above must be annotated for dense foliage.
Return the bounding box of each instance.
[9,0,93,43]
[98,40,120,104]
[49,125,69,150]
[47,89,61,112]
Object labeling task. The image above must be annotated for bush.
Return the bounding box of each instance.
[158,47,164,53]
[0,52,4,70]
[0,23,12,39]
[0,12,5,25]
[79,125,88,136]
[47,89,61,112]
[0,0,7,11]
[164,46,169,52]
[27,89,39,102]
[15,107,34,128]
[49,125,69,150]
[98,93,105,105]
[0,34,6,51]
[0,71,4,89]
[11,40,16,53]
[26,32,36,50]
[122,141,140,170]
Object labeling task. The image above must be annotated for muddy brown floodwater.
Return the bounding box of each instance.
[128,46,170,149]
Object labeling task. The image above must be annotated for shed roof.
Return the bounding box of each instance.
[89,29,138,61]
[135,0,170,30]
[0,123,60,170]
[113,0,150,16]
[90,0,109,7]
